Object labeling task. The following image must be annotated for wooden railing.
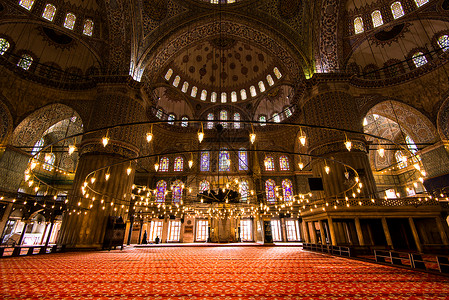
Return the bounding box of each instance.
[0,245,65,258]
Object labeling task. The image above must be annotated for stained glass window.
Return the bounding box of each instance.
[405,136,418,154]
[172,180,183,202]
[240,89,247,100]
[42,4,56,21]
[181,81,189,93]
[181,117,188,127]
[200,151,210,171]
[258,81,266,93]
[220,110,228,128]
[211,92,217,103]
[207,113,214,129]
[391,2,404,19]
[174,157,183,171]
[172,75,181,87]
[284,107,292,118]
[250,86,257,97]
[43,153,55,171]
[155,180,167,202]
[160,157,169,172]
[64,13,76,30]
[156,108,163,119]
[221,92,227,103]
[0,39,10,55]
[371,10,383,28]
[279,156,289,171]
[266,74,274,86]
[168,114,175,125]
[234,113,241,129]
[165,69,173,81]
[201,90,207,101]
[438,35,449,52]
[31,138,44,156]
[264,156,275,171]
[199,180,210,192]
[19,0,34,10]
[282,179,293,201]
[17,54,33,70]
[191,86,198,98]
[273,67,282,79]
[354,17,364,34]
[414,0,428,7]
[231,91,237,102]
[265,179,276,202]
[395,150,407,169]
[412,52,427,68]
[219,149,230,172]
[259,115,266,126]
[239,180,249,201]
[273,113,280,123]
[83,19,94,36]
[238,149,248,171]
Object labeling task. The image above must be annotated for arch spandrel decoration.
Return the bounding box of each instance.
[437,96,449,140]
[0,99,13,145]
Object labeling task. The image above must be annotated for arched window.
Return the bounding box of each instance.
[174,157,183,171]
[83,19,94,36]
[63,13,76,30]
[405,136,418,154]
[258,81,266,92]
[266,75,274,86]
[200,90,207,101]
[43,152,55,171]
[211,92,217,103]
[42,4,56,21]
[250,86,257,97]
[438,35,449,52]
[19,0,34,10]
[155,180,167,202]
[172,180,183,202]
[156,108,163,119]
[273,67,282,79]
[391,2,405,19]
[395,150,407,169]
[200,151,210,171]
[160,157,169,172]
[0,39,10,55]
[265,179,276,202]
[233,112,241,129]
[181,117,189,127]
[240,89,247,100]
[238,149,248,171]
[231,91,237,103]
[219,149,230,171]
[207,113,214,129]
[239,180,249,201]
[172,75,181,87]
[191,86,198,98]
[17,54,33,70]
[181,81,189,93]
[371,10,383,28]
[165,69,173,81]
[412,52,427,68]
[354,17,364,34]
[264,156,275,171]
[31,138,45,156]
[414,0,428,7]
[272,113,280,123]
[221,92,227,103]
[282,179,293,201]
[220,110,228,128]
[199,180,210,192]
[284,107,292,118]
[259,115,266,126]
[168,114,175,125]
[279,156,289,171]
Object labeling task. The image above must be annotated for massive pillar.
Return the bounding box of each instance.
[58,85,147,249]
[301,81,377,199]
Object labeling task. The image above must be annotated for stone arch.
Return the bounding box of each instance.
[10,103,83,149]
[437,95,449,141]
[0,96,14,145]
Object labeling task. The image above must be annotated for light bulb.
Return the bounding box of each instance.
[28,180,33,187]
[154,163,159,172]
[24,174,30,181]
[30,161,37,170]
[83,181,88,187]
[45,153,52,162]
[420,170,426,176]
[91,177,96,184]
[105,173,110,181]
[363,118,368,126]
[146,132,153,142]
[299,135,306,146]
[298,162,304,170]
[198,132,204,143]
[250,133,256,144]
[355,177,359,183]
[378,147,385,158]
[68,145,76,155]
[102,136,109,147]
[413,182,418,188]
[344,140,352,151]
[188,160,193,169]
[34,186,38,192]
[324,165,330,174]
[127,166,132,175]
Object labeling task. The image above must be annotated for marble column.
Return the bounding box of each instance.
[435,216,449,245]
[318,220,327,244]
[354,217,365,246]
[408,217,423,253]
[381,217,394,249]
[327,217,337,246]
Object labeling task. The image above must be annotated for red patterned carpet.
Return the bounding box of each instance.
[1,246,449,299]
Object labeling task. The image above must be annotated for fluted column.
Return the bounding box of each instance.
[58,86,147,249]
